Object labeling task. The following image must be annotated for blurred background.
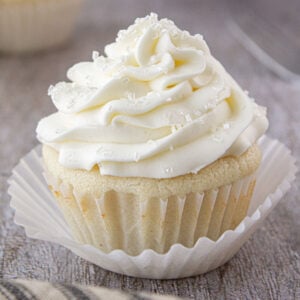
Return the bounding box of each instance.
[0,0,299,298]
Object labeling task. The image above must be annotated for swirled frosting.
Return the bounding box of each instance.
[37,13,268,178]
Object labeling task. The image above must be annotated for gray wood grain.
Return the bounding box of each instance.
[0,0,299,299]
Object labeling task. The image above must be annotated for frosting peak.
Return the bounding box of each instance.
[37,13,268,178]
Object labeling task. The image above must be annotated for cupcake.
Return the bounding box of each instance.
[0,0,83,53]
[36,13,268,256]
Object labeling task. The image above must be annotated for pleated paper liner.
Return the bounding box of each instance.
[8,136,297,279]
[44,169,256,256]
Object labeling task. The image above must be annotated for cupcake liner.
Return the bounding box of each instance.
[44,169,256,255]
[0,0,83,53]
[8,136,297,279]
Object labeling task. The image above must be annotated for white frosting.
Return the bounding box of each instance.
[36,13,268,178]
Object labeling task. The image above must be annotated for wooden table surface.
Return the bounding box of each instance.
[1,0,299,299]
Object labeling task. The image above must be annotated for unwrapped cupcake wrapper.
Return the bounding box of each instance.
[8,136,297,279]
[45,169,256,256]
[0,0,83,53]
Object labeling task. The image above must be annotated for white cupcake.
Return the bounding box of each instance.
[36,14,269,256]
[0,0,83,53]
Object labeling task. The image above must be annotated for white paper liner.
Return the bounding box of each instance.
[8,136,297,279]
[0,0,83,53]
[44,168,256,255]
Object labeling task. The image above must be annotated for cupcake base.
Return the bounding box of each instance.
[46,173,256,255]
[42,142,261,256]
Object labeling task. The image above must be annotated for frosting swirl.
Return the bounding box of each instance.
[36,13,268,178]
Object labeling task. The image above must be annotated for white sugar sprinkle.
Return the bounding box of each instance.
[92,51,100,61]
[185,113,192,122]
[48,85,54,96]
[212,134,223,143]
[147,139,155,145]
[223,122,231,129]
[164,167,173,174]
[127,92,136,101]
[171,125,177,133]
[134,152,139,162]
